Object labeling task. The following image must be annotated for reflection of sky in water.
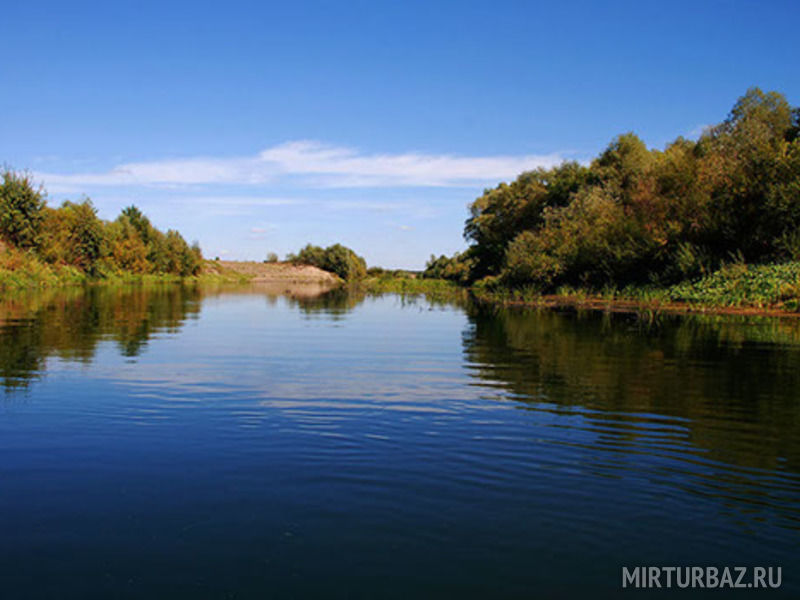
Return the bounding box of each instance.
[1,288,799,597]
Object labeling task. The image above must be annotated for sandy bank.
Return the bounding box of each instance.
[204,261,340,284]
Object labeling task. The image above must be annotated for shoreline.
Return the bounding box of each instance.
[0,258,340,292]
[359,276,800,319]
[471,292,800,319]
[4,261,800,320]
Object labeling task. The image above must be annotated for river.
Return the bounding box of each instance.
[1,284,797,598]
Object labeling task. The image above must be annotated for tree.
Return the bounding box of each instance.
[121,205,154,245]
[423,252,473,283]
[61,200,106,272]
[464,162,588,279]
[461,88,800,290]
[0,170,46,249]
[107,215,149,273]
[288,243,367,280]
[700,87,798,261]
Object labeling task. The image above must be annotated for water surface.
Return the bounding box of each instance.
[1,285,798,598]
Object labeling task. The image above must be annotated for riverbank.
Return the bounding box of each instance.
[204,260,340,285]
[0,247,220,292]
[5,245,800,320]
[473,262,800,317]
[0,246,348,293]
[360,262,800,318]
[471,289,800,319]
[361,274,462,296]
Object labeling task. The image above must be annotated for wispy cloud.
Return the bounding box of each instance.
[35,140,564,191]
[687,124,711,140]
[248,224,278,239]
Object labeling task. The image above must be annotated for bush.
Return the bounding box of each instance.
[288,243,367,280]
[423,252,474,283]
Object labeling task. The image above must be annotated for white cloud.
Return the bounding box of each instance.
[687,124,711,140]
[35,140,564,191]
[189,196,303,207]
[248,224,277,239]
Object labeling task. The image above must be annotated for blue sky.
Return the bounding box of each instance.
[2,0,798,268]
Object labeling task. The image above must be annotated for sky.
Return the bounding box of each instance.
[2,0,799,269]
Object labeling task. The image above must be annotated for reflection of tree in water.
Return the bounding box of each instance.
[289,287,365,319]
[462,305,800,479]
[104,285,201,356]
[289,287,470,318]
[0,285,201,390]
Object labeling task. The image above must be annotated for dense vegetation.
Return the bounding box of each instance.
[0,171,202,286]
[668,262,800,309]
[425,88,800,297]
[287,243,367,281]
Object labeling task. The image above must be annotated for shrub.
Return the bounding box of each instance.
[288,243,367,280]
[423,252,474,283]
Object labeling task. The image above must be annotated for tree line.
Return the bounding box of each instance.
[425,88,800,290]
[0,172,202,277]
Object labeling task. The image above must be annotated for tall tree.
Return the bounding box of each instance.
[0,170,46,249]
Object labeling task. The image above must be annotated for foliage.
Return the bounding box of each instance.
[0,170,46,249]
[464,161,588,278]
[362,274,466,303]
[0,171,203,283]
[287,243,367,280]
[0,245,87,291]
[107,215,150,273]
[668,262,800,308]
[61,200,106,273]
[265,252,279,263]
[456,88,800,293]
[422,251,474,283]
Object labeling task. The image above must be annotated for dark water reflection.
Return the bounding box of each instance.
[1,284,798,598]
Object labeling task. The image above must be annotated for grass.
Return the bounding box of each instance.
[667,262,800,310]
[468,262,800,316]
[359,274,467,303]
[0,250,250,293]
[362,275,460,294]
[0,248,88,290]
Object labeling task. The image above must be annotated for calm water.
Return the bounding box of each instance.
[1,284,798,598]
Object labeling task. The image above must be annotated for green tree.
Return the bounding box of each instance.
[0,170,46,249]
[423,252,474,283]
[464,162,588,279]
[462,88,800,291]
[288,243,367,280]
[60,199,106,273]
[121,205,154,245]
[106,215,149,273]
[700,87,798,261]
